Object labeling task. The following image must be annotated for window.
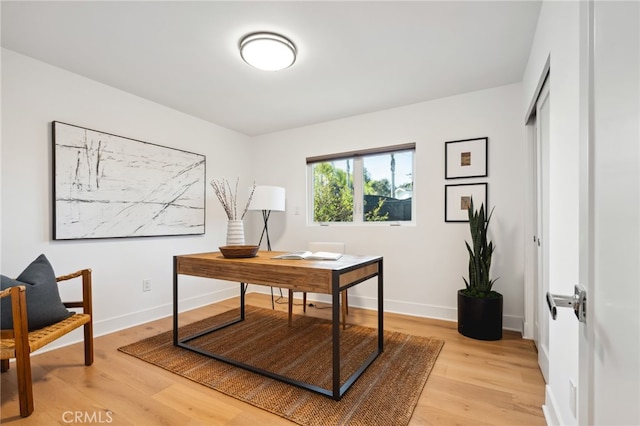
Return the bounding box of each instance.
[307,143,415,224]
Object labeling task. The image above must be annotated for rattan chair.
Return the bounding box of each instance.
[0,269,93,417]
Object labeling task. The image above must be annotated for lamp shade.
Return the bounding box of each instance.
[249,186,285,211]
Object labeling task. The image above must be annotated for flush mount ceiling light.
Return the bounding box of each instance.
[239,32,296,71]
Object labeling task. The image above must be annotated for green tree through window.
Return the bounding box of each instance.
[310,146,414,223]
[313,161,353,222]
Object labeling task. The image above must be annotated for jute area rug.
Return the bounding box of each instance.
[118,306,444,426]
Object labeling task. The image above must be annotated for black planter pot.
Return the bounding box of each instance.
[457,290,503,340]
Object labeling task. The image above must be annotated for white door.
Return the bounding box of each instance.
[534,80,550,383]
[578,1,640,424]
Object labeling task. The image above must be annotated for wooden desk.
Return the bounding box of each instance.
[173,251,383,400]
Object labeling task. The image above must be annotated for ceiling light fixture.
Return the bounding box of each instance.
[239,32,296,71]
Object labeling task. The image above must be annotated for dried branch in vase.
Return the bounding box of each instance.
[210,178,256,220]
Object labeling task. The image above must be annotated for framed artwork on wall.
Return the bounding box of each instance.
[445,182,488,222]
[52,121,206,240]
[445,137,488,179]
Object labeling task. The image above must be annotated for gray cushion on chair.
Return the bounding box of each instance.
[1,254,72,331]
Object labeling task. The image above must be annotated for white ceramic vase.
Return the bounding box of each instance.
[226,220,245,245]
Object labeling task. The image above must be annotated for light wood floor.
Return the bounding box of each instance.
[1,293,546,425]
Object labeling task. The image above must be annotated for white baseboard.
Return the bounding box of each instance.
[522,319,534,339]
[543,384,561,426]
[254,287,524,333]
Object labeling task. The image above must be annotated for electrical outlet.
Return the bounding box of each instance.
[142,279,152,292]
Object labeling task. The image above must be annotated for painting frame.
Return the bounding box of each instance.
[445,183,488,222]
[52,121,206,240]
[445,137,488,179]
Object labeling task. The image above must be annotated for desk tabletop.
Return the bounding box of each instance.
[174,251,382,294]
[176,250,380,268]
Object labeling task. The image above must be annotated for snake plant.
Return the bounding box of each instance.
[462,199,499,298]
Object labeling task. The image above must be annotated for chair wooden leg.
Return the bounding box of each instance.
[341,293,347,330]
[15,351,34,417]
[1,359,9,372]
[303,293,307,312]
[288,289,293,326]
[344,290,349,315]
[340,290,349,329]
[84,322,94,366]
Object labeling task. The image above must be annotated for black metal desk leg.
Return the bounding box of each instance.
[173,256,179,346]
[240,282,246,320]
[378,259,384,352]
[332,271,341,400]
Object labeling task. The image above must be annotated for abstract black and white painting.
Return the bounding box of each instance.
[53,121,205,240]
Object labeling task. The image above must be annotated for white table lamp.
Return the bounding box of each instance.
[249,186,285,251]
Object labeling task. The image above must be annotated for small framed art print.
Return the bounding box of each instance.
[445,183,487,222]
[445,137,488,179]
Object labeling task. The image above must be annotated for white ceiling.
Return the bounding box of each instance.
[1,1,541,136]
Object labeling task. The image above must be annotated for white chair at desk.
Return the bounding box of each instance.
[288,242,348,328]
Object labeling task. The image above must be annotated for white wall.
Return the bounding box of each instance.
[1,48,530,351]
[249,83,527,330]
[1,49,254,348]
[523,2,581,425]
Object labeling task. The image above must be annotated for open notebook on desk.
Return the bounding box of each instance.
[273,251,343,260]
